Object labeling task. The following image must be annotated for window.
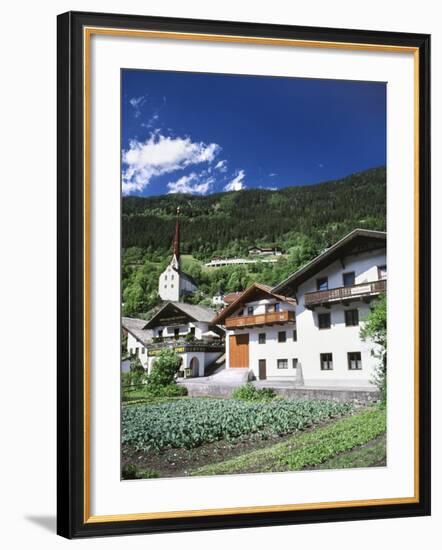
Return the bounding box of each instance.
[237,309,244,316]
[165,275,167,280]
[171,274,174,280]
[164,284,167,288]
[277,359,288,369]
[320,353,333,370]
[316,277,328,291]
[247,306,254,315]
[258,333,266,344]
[343,271,355,287]
[190,327,196,336]
[274,303,281,312]
[141,348,145,354]
[171,284,174,288]
[318,312,331,329]
[345,309,359,326]
[158,329,163,338]
[378,265,387,280]
[293,328,297,342]
[292,358,298,369]
[278,331,287,343]
[174,328,180,339]
[348,352,362,370]
[129,348,134,355]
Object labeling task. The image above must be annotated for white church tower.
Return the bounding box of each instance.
[158,208,198,302]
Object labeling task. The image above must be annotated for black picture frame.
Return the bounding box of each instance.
[57,10,431,539]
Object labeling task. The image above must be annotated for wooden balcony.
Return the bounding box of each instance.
[226,310,295,329]
[304,279,386,309]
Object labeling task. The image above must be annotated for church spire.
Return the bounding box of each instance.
[172,207,180,268]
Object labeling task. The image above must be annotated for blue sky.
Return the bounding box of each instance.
[121,69,386,197]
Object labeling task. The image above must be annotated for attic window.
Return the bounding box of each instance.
[316,277,329,291]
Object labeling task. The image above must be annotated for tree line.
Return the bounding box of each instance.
[122,167,386,316]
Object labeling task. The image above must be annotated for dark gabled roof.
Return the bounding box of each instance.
[272,229,386,295]
[213,283,296,324]
[122,317,153,346]
[144,301,216,328]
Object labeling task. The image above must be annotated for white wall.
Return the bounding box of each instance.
[158,265,180,301]
[245,325,298,380]
[289,249,387,387]
[2,2,440,550]
[126,333,149,368]
[298,249,386,297]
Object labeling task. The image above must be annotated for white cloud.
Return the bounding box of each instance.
[269,172,277,177]
[141,112,160,130]
[224,169,246,191]
[167,173,214,195]
[122,133,221,194]
[215,160,228,172]
[129,95,147,118]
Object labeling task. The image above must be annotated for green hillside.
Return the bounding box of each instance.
[122,166,386,316]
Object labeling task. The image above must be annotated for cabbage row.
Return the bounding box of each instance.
[122,399,354,452]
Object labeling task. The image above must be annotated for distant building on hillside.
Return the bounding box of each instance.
[248,245,283,256]
[158,208,197,301]
[205,257,278,268]
[211,291,245,307]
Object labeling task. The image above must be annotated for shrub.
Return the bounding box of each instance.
[144,384,188,398]
[121,464,139,480]
[121,464,159,480]
[360,294,387,405]
[148,349,182,386]
[233,383,276,401]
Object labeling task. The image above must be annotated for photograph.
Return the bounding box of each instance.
[120,69,387,480]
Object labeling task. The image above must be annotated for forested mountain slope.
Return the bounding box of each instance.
[122,166,386,259]
[122,167,386,315]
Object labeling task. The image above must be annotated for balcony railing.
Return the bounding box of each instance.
[147,337,224,356]
[225,310,295,329]
[304,279,387,309]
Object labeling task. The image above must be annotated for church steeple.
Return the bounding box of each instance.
[171,207,180,269]
[158,206,197,302]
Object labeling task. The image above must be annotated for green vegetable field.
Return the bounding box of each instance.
[122,398,354,452]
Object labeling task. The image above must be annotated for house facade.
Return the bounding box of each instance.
[123,302,224,377]
[215,229,386,388]
[214,284,298,381]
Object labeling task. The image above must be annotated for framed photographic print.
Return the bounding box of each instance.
[57,11,431,538]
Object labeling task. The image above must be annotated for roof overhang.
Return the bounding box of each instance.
[272,229,386,295]
[213,283,296,324]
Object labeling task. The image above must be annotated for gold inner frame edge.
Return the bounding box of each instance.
[82,26,420,524]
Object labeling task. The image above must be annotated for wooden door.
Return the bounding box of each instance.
[229,334,249,368]
[258,359,267,380]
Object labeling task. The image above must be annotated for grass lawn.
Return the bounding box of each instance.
[193,406,386,476]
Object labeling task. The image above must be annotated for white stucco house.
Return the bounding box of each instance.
[123,302,224,377]
[215,229,386,388]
